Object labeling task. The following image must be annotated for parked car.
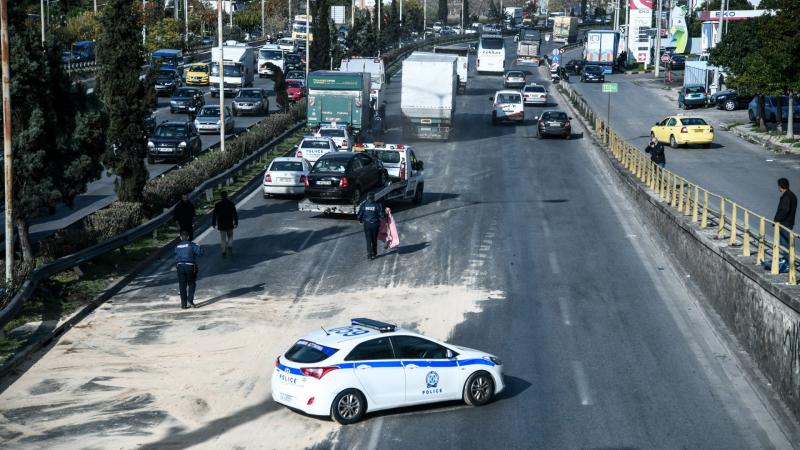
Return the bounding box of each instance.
[194,105,234,134]
[712,89,754,111]
[565,59,585,74]
[503,71,527,89]
[667,54,685,70]
[490,90,524,125]
[748,96,800,123]
[304,152,388,204]
[147,121,202,164]
[534,110,572,139]
[581,65,605,83]
[677,85,708,109]
[263,157,311,197]
[155,69,182,96]
[651,115,714,148]
[232,88,270,116]
[170,87,205,114]
[522,84,548,106]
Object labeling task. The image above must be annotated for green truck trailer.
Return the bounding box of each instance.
[306,71,371,140]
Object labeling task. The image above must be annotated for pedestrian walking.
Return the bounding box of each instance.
[175,229,203,309]
[357,192,385,260]
[212,190,239,257]
[773,178,797,270]
[644,138,666,168]
[377,206,400,250]
[173,193,197,240]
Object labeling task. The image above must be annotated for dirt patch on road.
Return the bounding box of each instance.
[0,285,503,449]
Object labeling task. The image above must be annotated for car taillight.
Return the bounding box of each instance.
[340,176,349,188]
[275,356,281,367]
[296,150,303,158]
[565,122,571,128]
[302,175,308,188]
[680,126,688,133]
[301,367,338,379]
[400,160,406,180]
[709,126,714,132]
[341,140,348,148]
[477,59,480,67]
[264,173,272,183]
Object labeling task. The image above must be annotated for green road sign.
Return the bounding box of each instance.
[602,83,619,93]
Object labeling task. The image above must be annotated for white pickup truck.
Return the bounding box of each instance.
[297,143,424,216]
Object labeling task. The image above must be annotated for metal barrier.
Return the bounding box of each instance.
[558,83,798,285]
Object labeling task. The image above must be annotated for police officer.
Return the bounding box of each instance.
[175,229,203,309]
[357,192,385,260]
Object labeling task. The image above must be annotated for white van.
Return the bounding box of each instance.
[258,44,285,77]
[278,38,297,53]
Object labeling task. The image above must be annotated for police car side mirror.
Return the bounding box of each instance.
[292,144,298,150]
[446,349,456,359]
[533,115,539,121]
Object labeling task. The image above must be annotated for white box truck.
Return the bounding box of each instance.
[210,42,255,96]
[433,44,470,94]
[339,57,385,107]
[401,52,457,140]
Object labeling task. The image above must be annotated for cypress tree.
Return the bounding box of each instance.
[311,0,332,69]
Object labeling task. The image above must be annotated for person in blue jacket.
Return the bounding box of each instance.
[357,192,385,260]
[175,229,203,309]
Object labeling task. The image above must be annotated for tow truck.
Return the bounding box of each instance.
[297,142,425,216]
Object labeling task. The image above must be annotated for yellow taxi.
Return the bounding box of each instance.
[650,115,714,148]
[185,63,210,86]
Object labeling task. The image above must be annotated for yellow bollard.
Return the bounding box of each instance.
[677,178,684,211]
[701,191,709,228]
[771,224,781,275]
[684,182,692,216]
[692,185,699,223]
[743,210,751,256]
[729,203,738,246]
[717,198,726,240]
[662,169,668,200]
[790,233,796,285]
[757,217,766,265]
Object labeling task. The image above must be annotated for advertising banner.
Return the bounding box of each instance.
[628,0,653,64]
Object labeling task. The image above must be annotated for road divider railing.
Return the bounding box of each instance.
[559,83,798,285]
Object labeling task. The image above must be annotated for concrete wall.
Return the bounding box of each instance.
[588,120,800,419]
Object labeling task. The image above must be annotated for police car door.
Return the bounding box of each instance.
[392,335,461,404]
[344,336,406,408]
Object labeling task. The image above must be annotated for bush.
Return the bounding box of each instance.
[85,202,145,242]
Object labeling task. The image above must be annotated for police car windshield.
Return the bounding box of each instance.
[285,340,336,363]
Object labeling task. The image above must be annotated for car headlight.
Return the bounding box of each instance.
[216,120,221,125]
[483,356,502,365]
[147,141,155,148]
[194,119,200,127]
[170,100,177,105]
[178,141,187,148]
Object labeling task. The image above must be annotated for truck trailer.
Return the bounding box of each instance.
[306,71,371,141]
[209,43,255,96]
[553,16,579,43]
[584,30,620,74]
[338,57,385,106]
[400,52,458,140]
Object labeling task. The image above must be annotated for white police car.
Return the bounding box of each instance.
[271,318,504,424]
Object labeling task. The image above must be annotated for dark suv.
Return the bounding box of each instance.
[170,87,205,114]
[155,69,182,96]
[581,65,605,83]
[305,152,388,205]
[147,121,202,164]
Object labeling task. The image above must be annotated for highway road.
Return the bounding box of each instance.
[0,38,796,449]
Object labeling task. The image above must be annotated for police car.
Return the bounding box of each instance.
[272,318,504,424]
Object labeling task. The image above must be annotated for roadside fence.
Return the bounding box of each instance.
[559,83,798,285]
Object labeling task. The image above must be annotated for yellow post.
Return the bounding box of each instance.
[729,203,738,246]
[757,217,766,265]
[637,154,644,180]
[684,182,692,216]
[717,198,726,240]
[771,224,781,275]
[662,169,668,200]
[789,233,796,285]
[701,190,709,228]
[692,185,699,223]
[743,210,751,256]
[678,177,685,211]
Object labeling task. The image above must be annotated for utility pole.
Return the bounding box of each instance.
[654,0,662,77]
[351,0,355,28]
[460,0,464,34]
[1,0,13,283]
[261,0,265,37]
[40,0,46,43]
[217,0,226,152]
[94,0,97,14]
[717,0,725,43]
[624,0,630,67]
[423,0,426,32]
[143,0,147,46]
[305,0,310,80]
[184,0,189,47]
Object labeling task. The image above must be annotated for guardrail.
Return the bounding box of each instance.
[559,83,799,285]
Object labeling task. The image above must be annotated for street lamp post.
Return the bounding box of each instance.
[305,0,309,80]
[1,0,13,283]
[142,0,146,46]
[261,0,265,37]
[40,0,45,43]
[654,0,662,78]
[217,0,226,152]
[184,0,189,47]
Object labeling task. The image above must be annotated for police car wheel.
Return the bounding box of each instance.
[463,371,494,407]
[331,389,366,425]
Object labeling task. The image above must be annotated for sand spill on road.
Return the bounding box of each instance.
[0,285,503,449]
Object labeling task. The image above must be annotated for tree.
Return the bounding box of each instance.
[263,63,289,111]
[348,10,378,56]
[404,0,425,33]
[311,0,332,69]
[62,10,101,43]
[438,0,448,22]
[462,0,470,28]
[3,6,105,264]
[96,0,153,203]
[146,17,183,53]
[386,0,401,43]
[488,0,502,22]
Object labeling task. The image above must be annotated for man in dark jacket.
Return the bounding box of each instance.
[175,229,203,309]
[774,178,797,265]
[645,139,666,168]
[173,193,196,240]
[357,192,385,260]
[212,190,239,257]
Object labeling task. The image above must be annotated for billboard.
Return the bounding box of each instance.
[628,0,653,64]
[331,5,346,25]
[670,6,688,53]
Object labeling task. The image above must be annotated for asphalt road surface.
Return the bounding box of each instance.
[0,38,796,449]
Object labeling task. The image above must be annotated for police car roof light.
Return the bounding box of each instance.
[351,318,396,333]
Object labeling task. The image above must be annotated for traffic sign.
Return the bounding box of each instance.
[637,52,647,62]
[551,48,559,56]
[602,83,618,93]
[552,54,561,63]
[660,53,670,63]
[559,47,565,54]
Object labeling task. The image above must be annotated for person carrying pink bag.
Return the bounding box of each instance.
[378,207,400,250]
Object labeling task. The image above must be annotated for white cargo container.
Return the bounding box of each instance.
[400,52,457,140]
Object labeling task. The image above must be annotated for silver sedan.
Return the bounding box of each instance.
[194,105,235,134]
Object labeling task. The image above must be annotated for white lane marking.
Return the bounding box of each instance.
[548,251,560,275]
[558,296,572,326]
[297,230,315,252]
[572,360,594,406]
[366,416,384,450]
[541,219,551,238]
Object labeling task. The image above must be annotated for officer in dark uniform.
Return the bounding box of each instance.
[357,192,385,260]
[175,229,203,309]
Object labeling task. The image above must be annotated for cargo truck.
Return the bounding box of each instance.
[433,44,470,94]
[209,43,255,96]
[306,71,371,141]
[504,7,523,27]
[401,52,458,140]
[338,57,385,105]
[515,41,541,65]
[553,16,579,43]
[583,30,620,74]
